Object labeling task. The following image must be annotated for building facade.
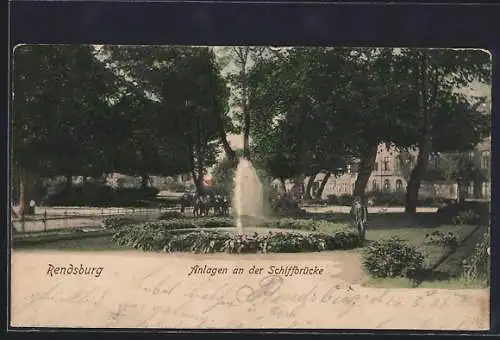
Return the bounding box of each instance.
[273,137,491,201]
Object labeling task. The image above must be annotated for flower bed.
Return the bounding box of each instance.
[112,227,361,254]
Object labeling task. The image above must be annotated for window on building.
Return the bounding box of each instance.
[396,179,403,191]
[481,151,490,170]
[374,162,379,171]
[467,182,474,196]
[468,152,474,161]
[383,179,391,191]
[482,182,491,198]
[449,185,455,195]
[433,155,439,168]
[383,157,390,171]
[372,180,378,192]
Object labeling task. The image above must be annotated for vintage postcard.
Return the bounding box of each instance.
[10,45,491,330]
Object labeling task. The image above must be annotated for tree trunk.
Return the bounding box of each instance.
[353,146,378,204]
[243,105,250,160]
[405,52,432,214]
[215,112,236,164]
[140,175,149,189]
[16,167,41,216]
[17,170,26,216]
[64,174,73,192]
[405,142,431,213]
[194,120,206,194]
[316,172,331,200]
[304,172,319,200]
[11,205,19,219]
[191,170,203,195]
[212,84,237,164]
[290,174,305,200]
[280,177,287,193]
[473,179,482,199]
[457,180,468,203]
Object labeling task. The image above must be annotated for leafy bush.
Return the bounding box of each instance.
[362,237,425,279]
[112,226,361,254]
[46,182,160,207]
[452,210,481,225]
[102,216,140,229]
[326,194,353,206]
[260,218,351,235]
[261,218,319,231]
[159,211,185,220]
[368,191,406,206]
[272,196,307,217]
[437,201,489,225]
[424,231,458,249]
[196,217,235,228]
[462,229,490,285]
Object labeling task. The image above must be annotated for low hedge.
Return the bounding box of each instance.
[260,218,350,233]
[436,201,490,225]
[326,192,450,207]
[112,226,361,253]
[46,183,160,207]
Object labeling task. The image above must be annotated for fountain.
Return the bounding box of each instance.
[232,158,264,233]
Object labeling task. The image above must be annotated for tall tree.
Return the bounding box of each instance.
[103,46,232,194]
[12,45,119,215]
[398,49,491,213]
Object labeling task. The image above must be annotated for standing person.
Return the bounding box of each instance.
[350,196,368,242]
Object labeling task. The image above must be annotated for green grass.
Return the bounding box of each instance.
[12,234,129,251]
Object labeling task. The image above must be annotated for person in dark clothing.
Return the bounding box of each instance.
[350,196,368,242]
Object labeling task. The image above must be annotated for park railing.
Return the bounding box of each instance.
[12,206,179,233]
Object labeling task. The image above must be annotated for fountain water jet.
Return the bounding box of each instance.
[232,158,264,233]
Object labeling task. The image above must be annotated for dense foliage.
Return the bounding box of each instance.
[12,45,490,216]
[112,227,361,254]
[462,228,490,284]
[436,201,489,225]
[424,231,458,249]
[45,183,159,207]
[362,237,425,279]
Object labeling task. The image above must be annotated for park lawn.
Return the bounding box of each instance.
[366,224,476,246]
[361,224,487,289]
[435,224,489,276]
[12,234,129,251]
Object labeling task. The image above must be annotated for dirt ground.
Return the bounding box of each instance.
[10,250,489,330]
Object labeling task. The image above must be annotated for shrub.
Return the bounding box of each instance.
[46,182,160,207]
[261,218,319,231]
[368,191,406,206]
[102,216,140,229]
[424,231,458,249]
[437,201,489,225]
[462,229,490,285]
[159,211,185,220]
[196,217,235,228]
[261,218,351,235]
[452,210,481,225]
[326,194,353,206]
[362,237,425,279]
[112,226,361,254]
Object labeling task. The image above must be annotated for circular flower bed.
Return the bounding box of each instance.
[112,225,361,254]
